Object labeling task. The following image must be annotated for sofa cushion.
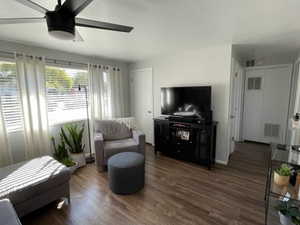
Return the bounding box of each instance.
[104,138,139,159]
[94,120,132,141]
[0,199,22,225]
[0,156,71,205]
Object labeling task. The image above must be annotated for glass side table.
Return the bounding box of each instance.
[265,144,300,225]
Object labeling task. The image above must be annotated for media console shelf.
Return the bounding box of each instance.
[154,117,217,169]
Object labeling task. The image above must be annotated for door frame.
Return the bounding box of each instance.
[289,62,300,145]
[129,67,154,144]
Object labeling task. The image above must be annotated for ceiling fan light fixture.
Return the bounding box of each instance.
[46,11,75,40]
[48,30,75,40]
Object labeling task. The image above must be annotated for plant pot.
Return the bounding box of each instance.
[68,162,78,174]
[279,212,293,225]
[70,152,86,168]
[274,171,290,186]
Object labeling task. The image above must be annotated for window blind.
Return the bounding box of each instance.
[46,66,88,125]
[0,61,24,133]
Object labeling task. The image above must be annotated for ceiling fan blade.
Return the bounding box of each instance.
[76,18,134,33]
[14,0,48,14]
[74,29,84,42]
[61,0,94,16]
[0,17,45,24]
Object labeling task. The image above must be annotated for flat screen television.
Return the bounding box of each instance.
[161,86,211,116]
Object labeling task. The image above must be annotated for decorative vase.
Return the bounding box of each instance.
[274,171,290,186]
[70,152,86,168]
[278,212,293,225]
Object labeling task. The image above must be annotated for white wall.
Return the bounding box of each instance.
[232,45,297,67]
[130,45,233,164]
[241,54,296,67]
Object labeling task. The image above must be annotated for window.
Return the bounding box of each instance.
[46,66,88,125]
[0,61,24,133]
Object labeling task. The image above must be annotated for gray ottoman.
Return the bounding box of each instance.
[108,152,145,194]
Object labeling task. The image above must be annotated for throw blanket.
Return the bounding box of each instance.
[0,156,68,200]
[114,117,137,130]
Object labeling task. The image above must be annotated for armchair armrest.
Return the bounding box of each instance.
[94,132,105,172]
[94,132,104,142]
[132,130,146,155]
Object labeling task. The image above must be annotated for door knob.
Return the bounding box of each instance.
[147,110,152,113]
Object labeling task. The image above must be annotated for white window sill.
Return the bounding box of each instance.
[49,118,87,127]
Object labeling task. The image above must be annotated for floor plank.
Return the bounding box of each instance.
[21,142,268,225]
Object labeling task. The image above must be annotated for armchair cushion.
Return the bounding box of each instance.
[104,138,139,159]
[94,120,132,141]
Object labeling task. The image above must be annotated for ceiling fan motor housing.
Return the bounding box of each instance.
[0,0,134,41]
[46,11,75,40]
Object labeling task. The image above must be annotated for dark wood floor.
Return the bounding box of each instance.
[22,142,269,225]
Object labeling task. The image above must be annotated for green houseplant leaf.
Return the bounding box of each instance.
[62,123,85,154]
[51,135,75,167]
[275,200,300,224]
[275,164,292,176]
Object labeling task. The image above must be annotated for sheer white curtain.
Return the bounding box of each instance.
[88,64,111,121]
[0,99,12,167]
[16,55,51,159]
[108,66,125,118]
[88,64,109,153]
[88,64,126,122]
[88,64,126,120]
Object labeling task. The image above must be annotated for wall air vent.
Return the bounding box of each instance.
[264,124,280,137]
[248,77,262,90]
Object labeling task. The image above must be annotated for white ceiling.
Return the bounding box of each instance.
[1,0,300,62]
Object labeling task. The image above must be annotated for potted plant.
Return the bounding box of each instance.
[61,123,86,168]
[274,164,292,186]
[275,200,300,225]
[51,135,78,173]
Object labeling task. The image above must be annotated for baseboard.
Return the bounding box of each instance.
[215,159,228,165]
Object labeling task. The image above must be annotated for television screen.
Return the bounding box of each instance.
[161,86,211,116]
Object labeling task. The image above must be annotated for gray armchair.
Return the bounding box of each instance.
[94,120,145,172]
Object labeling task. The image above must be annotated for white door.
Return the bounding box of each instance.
[243,69,265,143]
[130,68,154,144]
[243,65,292,144]
[229,59,244,154]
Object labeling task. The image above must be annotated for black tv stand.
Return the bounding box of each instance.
[168,115,201,123]
[154,117,217,169]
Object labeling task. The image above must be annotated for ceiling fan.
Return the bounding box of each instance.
[0,0,134,41]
